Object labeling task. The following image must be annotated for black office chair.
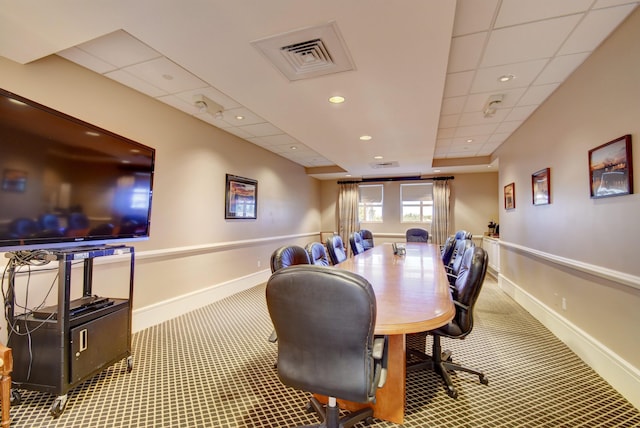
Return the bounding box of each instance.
[446,238,474,286]
[359,229,374,251]
[406,228,429,243]
[305,242,330,266]
[349,231,365,255]
[270,245,310,273]
[326,235,347,265]
[440,236,457,266]
[408,246,489,399]
[266,265,388,428]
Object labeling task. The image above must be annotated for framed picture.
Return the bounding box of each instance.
[588,134,633,199]
[504,182,515,210]
[2,169,27,192]
[225,174,258,219]
[531,168,550,205]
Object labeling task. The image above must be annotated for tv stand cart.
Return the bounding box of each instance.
[7,245,135,418]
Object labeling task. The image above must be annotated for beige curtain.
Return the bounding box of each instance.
[431,179,451,246]
[338,182,360,257]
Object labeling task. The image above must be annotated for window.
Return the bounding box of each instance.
[401,183,433,223]
[359,184,383,222]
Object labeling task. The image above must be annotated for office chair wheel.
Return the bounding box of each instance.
[446,386,458,399]
[364,416,375,425]
[127,355,134,373]
[304,401,314,413]
[10,388,21,405]
[480,374,489,385]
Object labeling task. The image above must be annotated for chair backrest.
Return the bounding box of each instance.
[266,265,378,403]
[270,245,310,273]
[326,235,347,265]
[451,246,488,337]
[448,239,474,284]
[359,229,374,250]
[305,242,330,266]
[440,236,457,266]
[454,230,472,240]
[406,228,429,243]
[349,232,365,255]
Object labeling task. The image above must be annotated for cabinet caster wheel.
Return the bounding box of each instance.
[10,389,21,405]
[127,356,134,373]
[50,395,68,418]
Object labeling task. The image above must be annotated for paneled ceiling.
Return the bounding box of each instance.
[0,0,637,179]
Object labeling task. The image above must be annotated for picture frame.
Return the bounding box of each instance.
[2,169,27,192]
[504,182,515,210]
[531,168,551,205]
[588,134,633,199]
[225,174,258,219]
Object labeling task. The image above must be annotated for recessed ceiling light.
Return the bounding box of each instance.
[434,169,441,173]
[373,155,383,160]
[290,146,297,150]
[235,115,245,120]
[328,96,345,104]
[359,135,372,141]
[345,174,352,177]
[466,139,473,143]
[8,98,27,106]
[498,74,515,82]
[85,131,100,137]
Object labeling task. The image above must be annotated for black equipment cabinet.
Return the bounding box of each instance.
[7,246,135,418]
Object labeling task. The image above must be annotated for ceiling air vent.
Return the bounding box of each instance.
[370,161,400,169]
[251,21,355,81]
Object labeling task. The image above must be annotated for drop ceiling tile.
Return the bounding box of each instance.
[105,69,167,97]
[453,0,500,36]
[558,4,637,55]
[173,88,243,111]
[453,135,490,145]
[458,109,510,126]
[75,30,160,69]
[57,47,117,74]
[593,0,639,8]
[448,33,487,73]
[247,133,298,146]
[439,114,460,128]
[224,127,256,139]
[495,0,592,27]
[495,120,523,133]
[487,132,511,144]
[534,52,590,84]
[441,96,467,115]
[443,71,474,98]
[470,59,548,93]
[481,15,582,67]
[122,57,208,94]
[156,94,200,115]
[237,122,283,137]
[504,105,538,121]
[437,128,456,139]
[518,83,559,105]
[454,123,499,137]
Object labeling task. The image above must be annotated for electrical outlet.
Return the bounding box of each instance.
[561,297,567,311]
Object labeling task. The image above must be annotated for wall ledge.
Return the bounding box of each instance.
[500,240,640,291]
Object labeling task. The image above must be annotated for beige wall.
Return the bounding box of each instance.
[495,6,640,379]
[0,55,321,315]
[319,172,498,240]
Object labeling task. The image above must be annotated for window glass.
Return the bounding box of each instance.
[401,183,433,223]
[359,184,383,222]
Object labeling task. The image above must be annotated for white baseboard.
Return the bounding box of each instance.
[132,269,271,333]
[498,274,640,410]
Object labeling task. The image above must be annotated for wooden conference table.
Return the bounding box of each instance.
[328,242,455,424]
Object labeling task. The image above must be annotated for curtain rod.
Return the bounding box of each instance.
[337,175,454,184]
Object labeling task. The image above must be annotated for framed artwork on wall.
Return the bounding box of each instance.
[225,174,258,219]
[504,182,515,210]
[532,168,551,205]
[2,169,27,192]
[588,134,633,199]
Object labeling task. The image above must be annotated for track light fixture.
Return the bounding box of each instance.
[193,94,224,119]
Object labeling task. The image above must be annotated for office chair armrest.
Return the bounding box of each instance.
[372,336,389,388]
[453,300,469,311]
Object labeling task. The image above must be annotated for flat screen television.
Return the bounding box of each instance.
[0,88,155,252]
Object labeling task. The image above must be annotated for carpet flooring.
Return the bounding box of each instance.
[8,276,640,427]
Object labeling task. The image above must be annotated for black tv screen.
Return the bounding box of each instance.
[0,88,155,252]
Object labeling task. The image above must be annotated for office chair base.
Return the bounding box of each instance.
[300,396,374,428]
[407,345,488,399]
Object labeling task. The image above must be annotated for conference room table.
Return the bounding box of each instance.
[327,242,455,424]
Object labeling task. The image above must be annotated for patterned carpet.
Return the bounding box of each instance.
[8,276,640,427]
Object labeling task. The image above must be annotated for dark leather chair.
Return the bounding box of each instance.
[359,229,374,251]
[408,246,489,399]
[305,242,330,266]
[8,217,39,238]
[270,245,310,273]
[349,231,365,255]
[325,235,347,265]
[446,238,474,286]
[440,235,457,266]
[266,265,388,428]
[406,228,428,243]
